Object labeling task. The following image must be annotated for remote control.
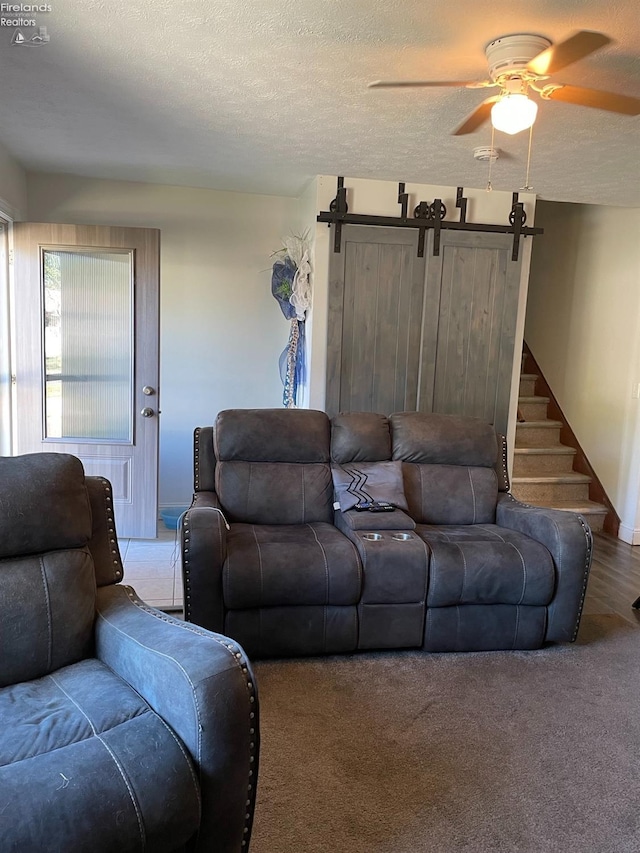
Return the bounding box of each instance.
[369,501,396,512]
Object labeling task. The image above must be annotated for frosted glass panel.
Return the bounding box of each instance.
[43,249,133,441]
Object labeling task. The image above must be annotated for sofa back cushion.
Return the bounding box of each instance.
[0,454,95,687]
[331,413,391,463]
[215,409,330,463]
[214,409,333,524]
[0,550,96,687]
[390,413,499,525]
[401,463,498,525]
[0,453,92,559]
[391,412,498,466]
[216,462,333,524]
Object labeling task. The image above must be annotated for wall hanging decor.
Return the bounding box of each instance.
[271,233,312,408]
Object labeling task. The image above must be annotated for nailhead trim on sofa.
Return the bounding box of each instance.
[123,587,259,847]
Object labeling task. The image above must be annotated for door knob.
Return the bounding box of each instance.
[140,407,155,418]
[142,386,156,396]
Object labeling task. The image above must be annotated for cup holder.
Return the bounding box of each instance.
[361,532,413,542]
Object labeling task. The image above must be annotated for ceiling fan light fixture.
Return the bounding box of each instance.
[491,93,538,134]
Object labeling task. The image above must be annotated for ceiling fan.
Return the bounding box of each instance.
[369,31,640,135]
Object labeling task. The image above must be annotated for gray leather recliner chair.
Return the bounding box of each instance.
[184,408,362,657]
[0,453,258,853]
[388,412,592,650]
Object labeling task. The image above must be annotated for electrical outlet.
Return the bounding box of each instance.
[633,383,640,400]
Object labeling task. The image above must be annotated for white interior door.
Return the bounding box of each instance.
[12,223,160,538]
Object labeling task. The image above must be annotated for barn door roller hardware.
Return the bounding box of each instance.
[317,177,543,261]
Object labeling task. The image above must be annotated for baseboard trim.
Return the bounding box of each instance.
[617,524,640,546]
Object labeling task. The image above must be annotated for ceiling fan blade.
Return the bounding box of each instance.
[527,31,611,76]
[546,84,640,115]
[452,96,501,135]
[368,80,482,89]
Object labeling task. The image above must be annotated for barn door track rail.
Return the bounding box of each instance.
[317,177,543,261]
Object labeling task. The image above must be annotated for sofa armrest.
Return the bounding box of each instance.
[182,492,228,631]
[95,584,258,853]
[496,493,592,642]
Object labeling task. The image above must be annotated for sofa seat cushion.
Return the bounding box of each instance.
[223,522,361,609]
[416,524,555,607]
[0,658,200,853]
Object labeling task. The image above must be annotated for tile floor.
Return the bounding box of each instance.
[118,523,184,612]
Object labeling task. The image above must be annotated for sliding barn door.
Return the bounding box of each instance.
[325,226,523,434]
[326,226,426,416]
[420,231,522,435]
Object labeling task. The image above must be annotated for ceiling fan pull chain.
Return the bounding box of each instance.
[522,123,534,191]
[487,125,496,191]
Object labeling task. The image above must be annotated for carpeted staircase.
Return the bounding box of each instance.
[512,353,608,533]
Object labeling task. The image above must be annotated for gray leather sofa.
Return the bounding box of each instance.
[183,409,592,657]
[0,453,258,853]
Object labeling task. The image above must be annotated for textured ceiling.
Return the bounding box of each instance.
[0,0,638,205]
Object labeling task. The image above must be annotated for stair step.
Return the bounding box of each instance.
[519,374,538,396]
[514,446,576,454]
[518,395,550,420]
[511,473,591,503]
[522,499,608,533]
[517,352,610,535]
[515,420,563,447]
[513,474,591,485]
[513,446,576,476]
[516,419,562,427]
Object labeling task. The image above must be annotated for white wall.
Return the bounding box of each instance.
[0,142,27,456]
[289,178,319,410]
[0,140,27,219]
[525,201,640,543]
[305,175,537,458]
[26,173,299,505]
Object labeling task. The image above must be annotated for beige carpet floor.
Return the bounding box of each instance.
[251,614,640,853]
